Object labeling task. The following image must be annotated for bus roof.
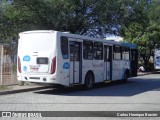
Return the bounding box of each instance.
[19,30,56,36]
[19,30,137,49]
[120,42,137,49]
[61,31,137,48]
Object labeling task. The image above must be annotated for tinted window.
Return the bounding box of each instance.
[37,57,48,64]
[94,42,103,60]
[70,42,80,61]
[104,46,112,62]
[122,47,130,60]
[83,41,93,60]
[113,45,121,60]
[61,36,69,59]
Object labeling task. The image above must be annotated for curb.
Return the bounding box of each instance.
[138,72,152,76]
[0,86,49,95]
[138,71,157,76]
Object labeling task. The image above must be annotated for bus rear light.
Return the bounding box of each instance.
[18,56,21,73]
[50,56,56,74]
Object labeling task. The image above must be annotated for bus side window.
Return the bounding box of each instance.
[83,41,93,60]
[104,46,112,62]
[94,42,103,60]
[122,47,130,60]
[61,36,69,59]
[113,45,122,60]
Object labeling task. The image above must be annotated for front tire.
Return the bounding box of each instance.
[84,72,94,89]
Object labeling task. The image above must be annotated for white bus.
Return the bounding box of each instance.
[154,48,160,70]
[17,30,138,89]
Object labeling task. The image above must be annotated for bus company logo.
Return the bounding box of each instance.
[23,55,31,62]
[29,65,40,72]
[92,63,103,68]
[63,62,70,69]
[23,66,27,71]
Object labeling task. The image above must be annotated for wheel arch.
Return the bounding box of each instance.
[123,68,130,81]
[85,70,95,82]
[125,69,130,77]
[84,70,95,89]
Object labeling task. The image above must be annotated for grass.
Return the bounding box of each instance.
[0,85,10,91]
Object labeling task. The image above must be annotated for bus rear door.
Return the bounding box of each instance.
[104,45,112,80]
[69,41,82,84]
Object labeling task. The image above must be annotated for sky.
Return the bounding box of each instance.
[105,35,123,42]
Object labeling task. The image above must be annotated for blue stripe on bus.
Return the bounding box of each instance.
[120,42,137,49]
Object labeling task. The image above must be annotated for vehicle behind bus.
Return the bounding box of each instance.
[154,48,160,70]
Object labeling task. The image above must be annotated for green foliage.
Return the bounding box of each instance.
[0,1,138,39]
[0,85,9,91]
[0,0,138,40]
[0,0,37,41]
[120,0,160,66]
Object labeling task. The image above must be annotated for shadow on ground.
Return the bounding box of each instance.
[34,77,160,97]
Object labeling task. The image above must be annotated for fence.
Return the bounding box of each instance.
[0,43,18,85]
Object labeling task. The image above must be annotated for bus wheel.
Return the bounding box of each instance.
[84,72,94,89]
[124,71,130,82]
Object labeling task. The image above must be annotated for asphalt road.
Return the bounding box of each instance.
[0,73,160,120]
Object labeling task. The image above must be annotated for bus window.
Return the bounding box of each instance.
[113,45,122,60]
[94,42,103,60]
[104,46,112,62]
[70,42,75,61]
[74,43,80,61]
[104,46,109,62]
[122,47,130,60]
[70,42,80,61]
[83,41,93,60]
[61,36,69,59]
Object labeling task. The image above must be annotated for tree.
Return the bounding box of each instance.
[147,0,160,47]
[0,0,37,41]
[120,0,160,68]
[0,0,135,41]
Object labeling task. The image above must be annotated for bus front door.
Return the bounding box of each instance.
[69,41,82,84]
[104,45,112,80]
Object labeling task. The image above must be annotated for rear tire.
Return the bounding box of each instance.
[123,71,130,82]
[84,72,94,89]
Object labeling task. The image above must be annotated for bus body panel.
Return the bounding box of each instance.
[81,60,93,84]
[17,30,138,87]
[112,60,123,80]
[17,31,65,85]
[92,60,104,83]
[55,32,72,86]
[112,60,130,80]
